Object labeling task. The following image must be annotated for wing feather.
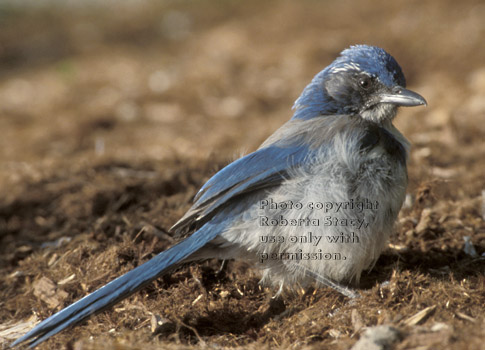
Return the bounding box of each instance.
[171,144,313,233]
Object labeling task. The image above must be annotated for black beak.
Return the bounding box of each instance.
[378,87,427,107]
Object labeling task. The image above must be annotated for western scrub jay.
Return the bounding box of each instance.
[13,44,426,347]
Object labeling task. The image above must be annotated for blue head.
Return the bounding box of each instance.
[292,45,426,123]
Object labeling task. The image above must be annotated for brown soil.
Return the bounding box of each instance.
[0,1,484,349]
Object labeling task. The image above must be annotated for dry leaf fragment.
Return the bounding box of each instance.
[403,305,436,326]
[33,276,68,309]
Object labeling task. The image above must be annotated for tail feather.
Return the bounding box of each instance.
[12,226,219,348]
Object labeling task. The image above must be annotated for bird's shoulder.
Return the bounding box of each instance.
[170,117,339,234]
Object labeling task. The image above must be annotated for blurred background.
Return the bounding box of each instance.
[0,0,484,349]
[0,0,484,188]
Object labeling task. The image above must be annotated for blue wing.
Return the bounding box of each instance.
[171,142,315,233]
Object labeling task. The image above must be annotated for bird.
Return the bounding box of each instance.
[12,44,426,348]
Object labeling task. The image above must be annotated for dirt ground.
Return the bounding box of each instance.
[0,0,484,349]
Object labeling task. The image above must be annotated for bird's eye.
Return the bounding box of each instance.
[359,77,371,89]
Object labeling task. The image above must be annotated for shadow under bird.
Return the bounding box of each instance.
[13,44,426,348]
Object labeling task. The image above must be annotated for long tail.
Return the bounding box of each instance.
[12,226,219,348]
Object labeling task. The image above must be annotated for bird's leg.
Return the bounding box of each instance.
[289,262,360,299]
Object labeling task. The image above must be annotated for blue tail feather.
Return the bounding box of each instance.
[11,225,220,348]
